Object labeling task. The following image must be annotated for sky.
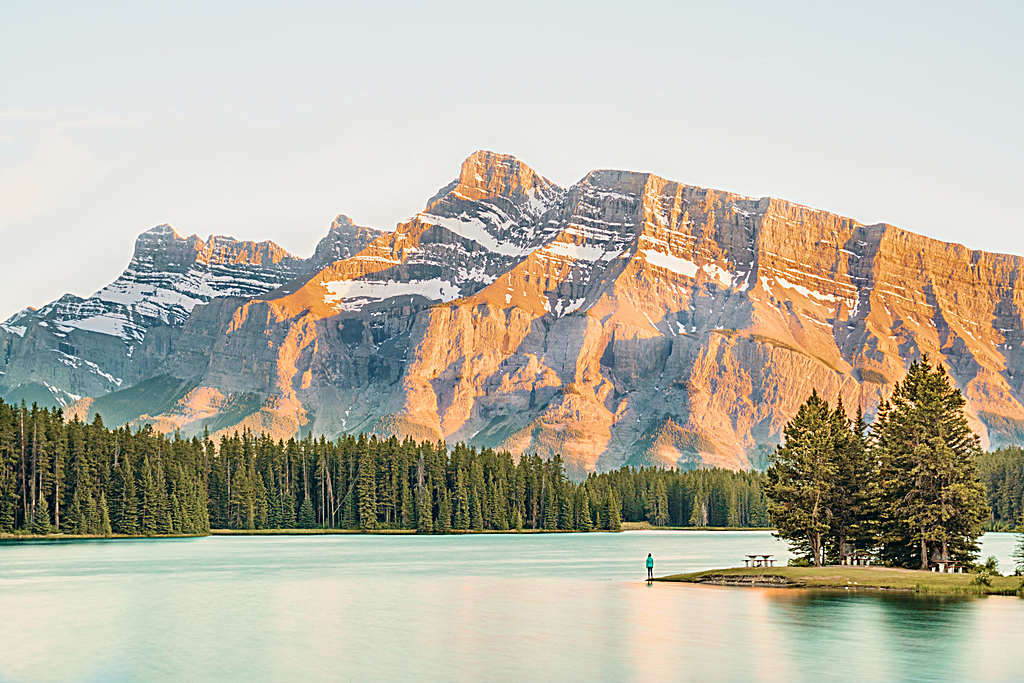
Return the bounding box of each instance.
[2,0,1022,321]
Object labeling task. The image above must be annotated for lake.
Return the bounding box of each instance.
[0,531,1021,682]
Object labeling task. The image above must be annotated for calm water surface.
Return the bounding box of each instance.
[0,531,1021,682]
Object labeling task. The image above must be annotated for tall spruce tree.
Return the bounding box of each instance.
[416,486,433,533]
[824,402,874,562]
[436,491,452,533]
[298,495,315,529]
[356,450,378,530]
[31,491,50,534]
[605,489,622,531]
[872,357,989,568]
[766,391,841,566]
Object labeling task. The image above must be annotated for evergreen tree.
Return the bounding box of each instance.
[416,486,433,533]
[605,489,622,531]
[400,477,414,529]
[765,391,839,566]
[825,402,874,562]
[31,491,50,534]
[112,458,138,535]
[543,486,558,530]
[298,496,315,529]
[97,492,113,536]
[645,479,669,526]
[356,450,378,530]
[436,491,452,533]
[577,491,593,531]
[872,357,989,568]
[453,471,470,530]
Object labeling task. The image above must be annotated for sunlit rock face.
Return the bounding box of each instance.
[14,151,1024,477]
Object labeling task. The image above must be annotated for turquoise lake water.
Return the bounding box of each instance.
[0,531,1020,682]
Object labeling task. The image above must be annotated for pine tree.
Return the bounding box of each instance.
[605,489,622,531]
[298,496,315,529]
[872,357,990,568]
[577,491,593,531]
[645,479,669,527]
[112,458,138,535]
[765,391,839,566]
[416,486,433,533]
[97,492,112,536]
[31,492,50,534]
[400,477,414,529]
[558,488,574,530]
[437,491,452,533]
[543,486,558,530]
[356,450,378,530]
[824,402,874,562]
[511,507,523,531]
[453,471,470,530]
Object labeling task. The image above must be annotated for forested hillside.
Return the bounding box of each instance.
[0,399,766,536]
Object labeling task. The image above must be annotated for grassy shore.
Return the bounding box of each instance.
[0,532,205,542]
[0,525,775,541]
[655,565,1024,596]
[210,527,610,536]
[621,521,772,532]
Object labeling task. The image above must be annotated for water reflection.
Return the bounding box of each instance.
[0,532,1020,682]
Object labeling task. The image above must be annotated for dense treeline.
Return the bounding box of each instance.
[0,402,209,536]
[586,467,767,528]
[0,398,766,536]
[978,447,1024,531]
[767,357,991,569]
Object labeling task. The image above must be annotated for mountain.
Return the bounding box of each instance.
[8,151,1024,476]
[0,222,379,407]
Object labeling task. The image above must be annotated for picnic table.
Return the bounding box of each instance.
[743,554,775,567]
[932,560,964,573]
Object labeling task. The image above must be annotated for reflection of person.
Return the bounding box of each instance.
[646,553,654,579]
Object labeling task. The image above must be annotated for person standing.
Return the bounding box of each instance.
[646,553,654,579]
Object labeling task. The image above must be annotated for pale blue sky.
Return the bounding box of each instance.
[2,0,1022,321]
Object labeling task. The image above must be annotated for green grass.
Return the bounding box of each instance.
[656,565,1024,596]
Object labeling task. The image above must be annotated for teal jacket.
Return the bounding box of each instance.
[646,556,654,568]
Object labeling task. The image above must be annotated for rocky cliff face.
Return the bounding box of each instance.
[13,151,1024,476]
[1,226,314,405]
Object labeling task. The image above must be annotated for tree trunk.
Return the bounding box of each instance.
[920,531,929,570]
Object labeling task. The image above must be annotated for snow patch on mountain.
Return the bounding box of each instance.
[322,278,460,310]
[417,212,529,257]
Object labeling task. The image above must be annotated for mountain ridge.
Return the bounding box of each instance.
[7,150,1024,476]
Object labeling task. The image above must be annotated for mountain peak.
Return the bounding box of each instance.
[331,214,359,230]
[454,150,559,202]
[141,223,182,239]
[312,215,385,267]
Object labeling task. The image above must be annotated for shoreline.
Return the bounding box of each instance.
[654,566,1024,597]
[0,532,207,542]
[0,525,772,542]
